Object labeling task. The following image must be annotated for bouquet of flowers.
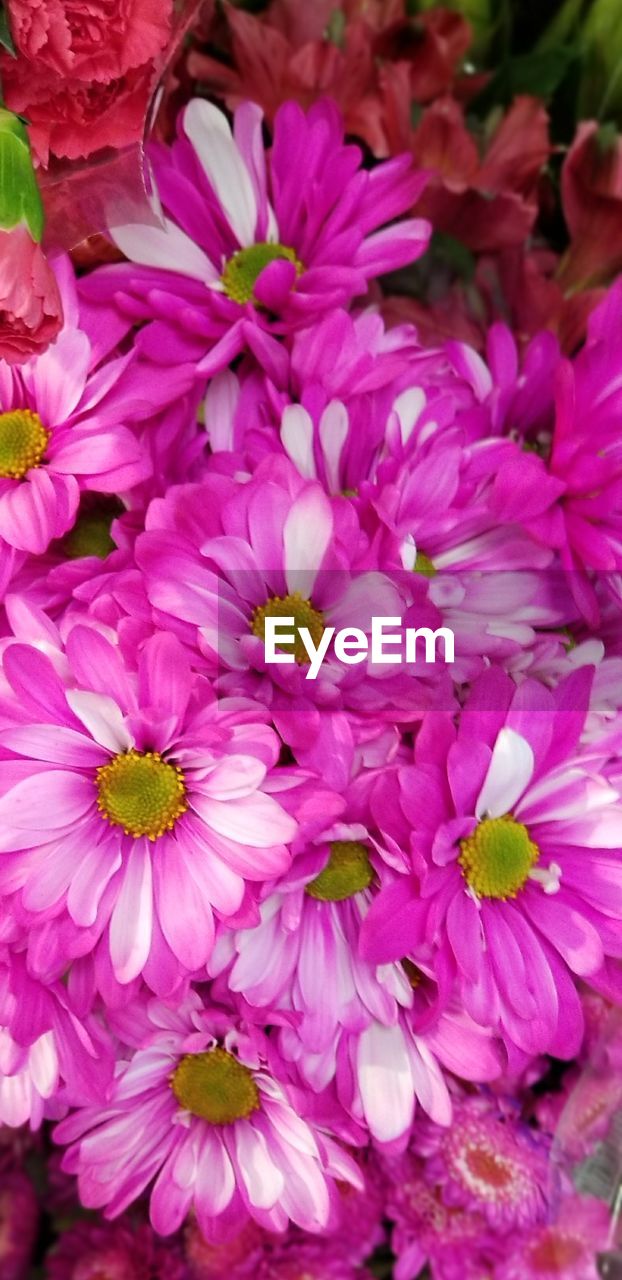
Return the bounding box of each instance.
[0,1,622,1277]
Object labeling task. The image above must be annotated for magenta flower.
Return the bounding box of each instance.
[46,1217,189,1280]
[418,1096,550,1230]
[0,1166,39,1280]
[385,1149,500,1280]
[361,665,622,1058]
[137,456,448,786]
[55,992,363,1238]
[495,1193,611,1280]
[449,299,622,625]
[84,98,429,368]
[0,626,296,992]
[0,257,193,560]
[0,951,112,1129]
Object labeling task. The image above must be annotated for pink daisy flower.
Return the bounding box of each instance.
[55,992,363,1239]
[0,951,112,1129]
[495,1193,612,1280]
[83,98,430,369]
[0,259,190,560]
[211,774,501,1146]
[361,665,622,1059]
[0,625,296,993]
[137,456,449,786]
[451,290,622,625]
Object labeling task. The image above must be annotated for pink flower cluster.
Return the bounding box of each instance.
[0,94,621,1277]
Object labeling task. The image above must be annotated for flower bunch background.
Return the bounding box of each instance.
[0,0,621,1277]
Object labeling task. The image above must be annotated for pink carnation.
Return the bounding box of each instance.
[7,0,172,82]
[2,60,155,166]
[0,226,62,365]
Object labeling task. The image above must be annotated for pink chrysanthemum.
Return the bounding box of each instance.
[495,1193,611,1280]
[418,1097,550,1230]
[55,993,363,1239]
[46,1216,189,1280]
[362,665,622,1058]
[0,624,296,993]
[84,99,430,369]
[385,1150,500,1280]
[0,259,191,562]
[0,951,112,1129]
[137,456,449,786]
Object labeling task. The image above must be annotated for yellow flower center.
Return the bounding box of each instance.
[96,750,187,841]
[0,409,50,479]
[459,815,539,900]
[251,591,325,666]
[413,550,437,577]
[171,1047,260,1124]
[306,840,374,901]
[221,242,303,305]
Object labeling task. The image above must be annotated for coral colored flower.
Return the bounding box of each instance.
[558,121,622,294]
[361,665,622,1059]
[46,1216,188,1280]
[0,226,63,365]
[496,1194,611,1280]
[6,0,172,82]
[2,61,155,166]
[0,626,296,992]
[55,993,363,1238]
[85,97,429,367]
[385,93,550,254]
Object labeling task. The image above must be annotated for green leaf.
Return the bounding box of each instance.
[0,3,15,56]
[415,0,492,44]
[474,44,578,110]
[535,0,586,52]
[0,108,44,240]
[578,0,622,121]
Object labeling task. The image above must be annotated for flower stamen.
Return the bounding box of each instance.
[0,409,50,479]
[222,242,303,305]
[171,1048,260,1124]
[459,815,539,900]
[96,749,187,841]
[251,591,325,666]
[306,840,374,901]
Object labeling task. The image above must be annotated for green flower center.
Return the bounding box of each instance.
[251,590,325,666]
[413,550,437,578]
[0,409,50,479]
[96,750,187,841]
[61,498,122,560]
[306,840,374,901]
[171,1048,260,1124]
[459,815,539,900]
[221,242,303,305]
